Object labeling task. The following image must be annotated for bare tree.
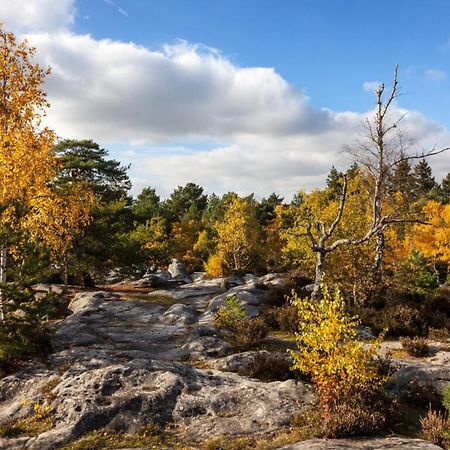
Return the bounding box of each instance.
[347,66,449,280]
[296,67,448,300]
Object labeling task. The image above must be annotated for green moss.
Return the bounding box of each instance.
[123,293,176,308]
[0,404,55,438]
[60,426,190,450]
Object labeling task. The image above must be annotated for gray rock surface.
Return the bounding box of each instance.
[0,288,313,450]
[276,437,443,449]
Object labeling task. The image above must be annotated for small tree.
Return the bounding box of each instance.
[214,197,261,274]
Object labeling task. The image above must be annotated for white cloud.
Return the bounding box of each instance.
[2,3,449,198]
[425,68,447,81]
[362,81,381,93]
[0,0,75,32]
[27,33,334,142]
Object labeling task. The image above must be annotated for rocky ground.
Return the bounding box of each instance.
[0,268,449,449]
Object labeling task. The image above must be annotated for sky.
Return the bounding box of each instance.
[1,0,450,199]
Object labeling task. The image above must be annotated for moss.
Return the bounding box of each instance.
[0,403,55,438]
[123,293,177,308]
[60,426,190,450]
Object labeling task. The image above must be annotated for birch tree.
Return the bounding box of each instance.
[0,27,92,317]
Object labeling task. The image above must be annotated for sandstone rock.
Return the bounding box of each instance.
[276,437,443,449]
[68,291,118,313]
[259,273,286,287]
[200,284,266,325]
[161,303,199,326]
[32,283,65,295]
[168,259,193,283]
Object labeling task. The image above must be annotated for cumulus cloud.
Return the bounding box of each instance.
[26,33,333,143]
[0,0,75,32]
[2,2,449,198]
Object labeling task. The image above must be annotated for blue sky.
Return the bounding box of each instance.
[1,0,450,198]
[74,0,450,125]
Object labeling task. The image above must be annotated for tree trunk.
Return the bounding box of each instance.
[0,247,6,321]
[312,250,325,301]
[372,230,385,283]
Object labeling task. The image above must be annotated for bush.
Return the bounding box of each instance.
[401,337,430,357]
[214,296,268,348]
[289,286,391,437]
[275,303,301,333]
[205,254,224,277]
[214,295,245,329]
[382,304,424,337]
[0,286,60,375]
[420,408,450,448]
[240,352,294,381]
[428,327,450,342]
[230,317,268,348]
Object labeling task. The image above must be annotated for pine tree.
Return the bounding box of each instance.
[413,159,437,199]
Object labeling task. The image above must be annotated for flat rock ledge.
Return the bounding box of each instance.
[277,437,443,449]
[0,290,314,450]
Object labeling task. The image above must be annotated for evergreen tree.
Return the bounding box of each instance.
[326,166,344,198]
[389,158,414,199]
[413,159,437,199]
[441,172,450,203]
[132,187,162,222]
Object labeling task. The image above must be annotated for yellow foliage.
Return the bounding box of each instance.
[214,197,260,274]
[205,254,224,277]
[413,200,450,266]
[289,286,386,409]
[0,27,93,255]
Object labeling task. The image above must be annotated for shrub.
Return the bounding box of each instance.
[205,254,224,277]
[214,295,245,329]
[420,408,450,448]
[442,383,450,413]
[0,286,60,375]
[289,286,391,437]
[382,304,424,337]
[240,352,293,381]
[428,327,450,342]
[214,296,268,348]
[275,302,301,333]
[401,337,430,357]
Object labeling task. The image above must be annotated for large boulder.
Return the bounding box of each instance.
[168,259,193,283]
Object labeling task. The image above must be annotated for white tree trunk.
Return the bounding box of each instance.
[0,247,6,321]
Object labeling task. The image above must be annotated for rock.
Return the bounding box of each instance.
[276,437,443,449]
[387,360,450,396]
[200,284,266,325]
[0,358,313,449]
[259,273,286,288]
[192,272,206,281]
[161,304,199,326]
[358,326,375,340]
[68,291,119,313]
[32,283,65,295]
[212,350,286,373]
[181,335,232,359]
[148,271,179,288]
[168,259,193,283]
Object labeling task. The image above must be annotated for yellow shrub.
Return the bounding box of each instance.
[205,254,224,277]
[289,286,389,436]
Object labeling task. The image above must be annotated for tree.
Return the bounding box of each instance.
[164,182,207,221]
[256,193,284,226]
[346,67,448,281]
[0,27,92,313]
[413,159,437,199]
[214,197,261,274]
[132,187,161,222]
[54,139,132,283]
[441,172,450,204]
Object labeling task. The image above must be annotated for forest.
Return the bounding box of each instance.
[2,24,450,450]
